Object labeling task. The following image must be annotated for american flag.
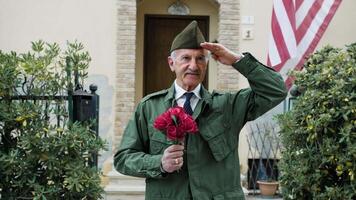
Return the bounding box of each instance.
[267,0,342,90]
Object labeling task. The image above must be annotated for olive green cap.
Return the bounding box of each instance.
[170,20,206,53]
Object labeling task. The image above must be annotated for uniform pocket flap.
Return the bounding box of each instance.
[150,131,168,143]
[148,126,170,154]
[199,109,230,140]
[205,130,237,162]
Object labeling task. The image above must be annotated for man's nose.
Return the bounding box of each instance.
[188,58,199,70]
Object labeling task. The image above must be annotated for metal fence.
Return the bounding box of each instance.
[0,85,99,167]
[246,123,281,194]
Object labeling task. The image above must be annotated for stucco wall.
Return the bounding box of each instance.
[0,0,117,167]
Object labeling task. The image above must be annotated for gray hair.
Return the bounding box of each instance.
[170,50,178,61]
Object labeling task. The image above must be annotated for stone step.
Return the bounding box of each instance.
[106,170,146,187]
[104,170,146,200]
[104,170,250,199]
[104,184,145,200]
[105,192,145,200]
[105,185,145,194]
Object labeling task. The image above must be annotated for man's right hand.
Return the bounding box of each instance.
[161,144,184,173]
[200,42,242,65]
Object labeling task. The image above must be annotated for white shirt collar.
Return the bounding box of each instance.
[174,80,201,100]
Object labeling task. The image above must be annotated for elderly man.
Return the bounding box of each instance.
[114,21,287,200]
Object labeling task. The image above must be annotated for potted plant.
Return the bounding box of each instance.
[257,180,279,196]
[256,159,279,196]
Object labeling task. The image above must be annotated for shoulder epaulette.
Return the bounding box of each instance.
[212,90,224,96]
[141,89,168,103]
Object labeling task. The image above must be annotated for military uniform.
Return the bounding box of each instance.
[114,52,287,200]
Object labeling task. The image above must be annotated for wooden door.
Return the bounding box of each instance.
[144,15,209,96]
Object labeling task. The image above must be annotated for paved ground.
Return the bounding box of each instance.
[245,195,283,200]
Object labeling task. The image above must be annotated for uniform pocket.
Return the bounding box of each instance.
[206,130,237,162]
[148,125,171,154]
[199,109,230,139]
[199,109,236,162]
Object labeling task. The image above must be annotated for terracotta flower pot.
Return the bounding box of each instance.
[257,180,279,196]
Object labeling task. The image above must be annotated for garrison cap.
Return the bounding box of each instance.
[170,20,206,53]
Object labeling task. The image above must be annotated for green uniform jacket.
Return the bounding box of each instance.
[114,53,287,200]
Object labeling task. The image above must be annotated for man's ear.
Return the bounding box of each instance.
[168,57,174,72]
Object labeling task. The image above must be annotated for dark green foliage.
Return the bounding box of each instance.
[277,43,356,200]
[0,41,106,199]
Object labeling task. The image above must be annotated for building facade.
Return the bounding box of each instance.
[1,0,355,198]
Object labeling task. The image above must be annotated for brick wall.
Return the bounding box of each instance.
[217,0,242,92]
[113,0,137,153]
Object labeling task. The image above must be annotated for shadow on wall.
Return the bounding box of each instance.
[86,74,114,168]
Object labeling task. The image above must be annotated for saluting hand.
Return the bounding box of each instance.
[200,42,242,65]
[161,144,184,173]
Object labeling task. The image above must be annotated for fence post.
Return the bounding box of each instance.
[90,84,99,168]
[71,86,99,168]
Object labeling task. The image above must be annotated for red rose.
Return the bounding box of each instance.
[170,107,184,116]
[180,117,198,133]
[153,112,171,130]
[153,106,198,143]
[166,125,177,140]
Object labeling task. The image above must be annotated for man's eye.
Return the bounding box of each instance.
[197,56,206,62]
[181,56,190,61]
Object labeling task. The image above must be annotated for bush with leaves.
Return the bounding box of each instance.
[0,41,106,199]
[277,43,356,200]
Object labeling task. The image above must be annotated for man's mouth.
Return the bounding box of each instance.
[185,72,199,76]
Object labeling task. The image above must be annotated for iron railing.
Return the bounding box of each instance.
[246,123,281,195]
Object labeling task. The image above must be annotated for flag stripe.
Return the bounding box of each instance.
[284,0,341,89]
[298,0,333,54]
[296,0,323,43]
[274,1,297,58]
[296,0,317,28]
[279,0,333,77]
[295,0,304,11]
[283,0,297,31]
[270,9,291,67]
[267,0,341,90]
[267,34,282,66]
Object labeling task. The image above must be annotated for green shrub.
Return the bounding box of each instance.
[277,43,356,200]
[0,41,106,199]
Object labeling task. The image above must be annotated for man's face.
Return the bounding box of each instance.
[168,49,209,91]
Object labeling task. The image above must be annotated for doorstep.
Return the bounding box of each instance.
[245,195,283,200]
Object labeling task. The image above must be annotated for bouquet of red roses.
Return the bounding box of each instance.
[153,107,198,144]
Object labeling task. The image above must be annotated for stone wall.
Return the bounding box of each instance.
[217,0,242,91]
[114,0,137,153]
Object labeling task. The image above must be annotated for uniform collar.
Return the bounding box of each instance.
[199,85,212,107]
[173,80,201,100]
[165,82,212,107]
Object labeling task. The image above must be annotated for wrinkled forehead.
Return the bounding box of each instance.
[173,48,209,57]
